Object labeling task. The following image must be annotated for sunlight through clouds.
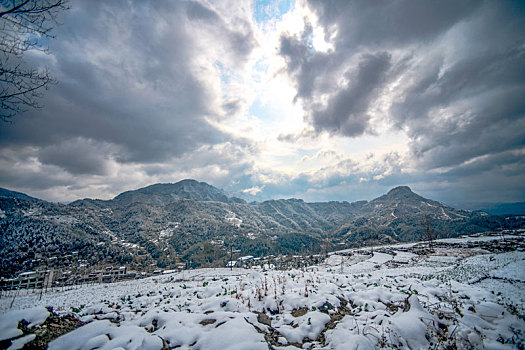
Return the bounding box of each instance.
[0,0,523,208]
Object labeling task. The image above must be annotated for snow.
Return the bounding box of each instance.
[225,213,242,228]
[193,316,267,350]
[0,306,49,341]
[392,250,415,263]
[440,207,451,219]
[48,320,163,350]
[1,234,524,349]
[274,311,331,344]
[324,317,375,350]
[368,252,392,264]
[159,228,174,239]
[7,334,36,350]
[390,295,433,349]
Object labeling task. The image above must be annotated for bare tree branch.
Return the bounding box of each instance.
[0,0,31,18]
[423,214,435,250]
[0,0,69,121]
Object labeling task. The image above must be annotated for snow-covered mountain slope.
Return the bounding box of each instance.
[0,187,40,202]
[1,234,524,349]
[335,186,497,243]
[2,182,522,278]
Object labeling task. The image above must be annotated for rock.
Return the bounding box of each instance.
[319,302,334,314]
[256,312,272,326]
[291,308,308,317]
[199,319,216,326]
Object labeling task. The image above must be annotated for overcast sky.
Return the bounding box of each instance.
[0,0,524,207]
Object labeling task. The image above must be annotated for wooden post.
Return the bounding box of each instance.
[230,246,233,271]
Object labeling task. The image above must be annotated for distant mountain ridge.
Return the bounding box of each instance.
[1,180,523,277]
[0,187,40,202]
[70,179,246,208]
[474,202,525,216]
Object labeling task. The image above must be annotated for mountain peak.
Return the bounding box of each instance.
[370,186,422,204]
[387,186,414,196]
[111,179,245,205]
[0,187,40,202]
[176,179,202,186]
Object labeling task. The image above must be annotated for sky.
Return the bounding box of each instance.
[0,0,524,208]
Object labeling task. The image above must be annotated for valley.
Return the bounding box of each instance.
[1,180,523,279]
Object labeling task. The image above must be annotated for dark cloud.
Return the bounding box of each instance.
[0,0,256,188]
[394,46,525,169]
[440,151,524,179]
[279,22,315,74]
[307,0,480,48]
[279,25,333,102]
[309,53,391,137]
[1,0,523,207]
[277,0,525,203]
[222,99,242,115]
[279,0,482,110]
[37,138,113,175]
[185,1,221,21]
[277,127,317,143]
[0,148,75,191]
[184,0,256,61]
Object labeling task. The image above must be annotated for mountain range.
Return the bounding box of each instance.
[1,179,523,277]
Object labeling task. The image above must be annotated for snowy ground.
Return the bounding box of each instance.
[1,234,524,349]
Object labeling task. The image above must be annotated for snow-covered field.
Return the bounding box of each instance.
[1,235,524,349]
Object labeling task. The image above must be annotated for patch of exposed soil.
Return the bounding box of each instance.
[0,307,84,350]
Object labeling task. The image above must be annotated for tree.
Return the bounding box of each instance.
[423,214,435,250]
[0,0,69,121]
